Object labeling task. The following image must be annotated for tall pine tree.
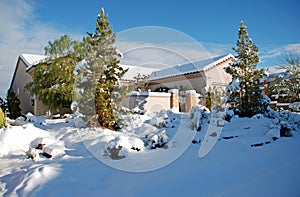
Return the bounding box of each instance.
[74,8,126,129]
[226,21,266,117]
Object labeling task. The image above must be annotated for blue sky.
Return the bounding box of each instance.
[0,0,299,97]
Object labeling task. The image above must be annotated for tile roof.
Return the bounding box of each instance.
[149,53,235,80]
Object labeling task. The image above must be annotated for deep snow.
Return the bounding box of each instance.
[0,110,300,197]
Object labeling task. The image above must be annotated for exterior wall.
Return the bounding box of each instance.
[204,59,233,90]
[34,97,50,116]
[124,92,171,113]
[123,90,200,113]
[149,72,207,95]
[10,58,34,114]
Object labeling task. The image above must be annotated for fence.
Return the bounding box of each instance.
[124,89,201,113]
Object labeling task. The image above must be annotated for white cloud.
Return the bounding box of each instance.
[116,40,230,69]
[260,43,300,61]
[115,26,231,69]
[0,0,80,98]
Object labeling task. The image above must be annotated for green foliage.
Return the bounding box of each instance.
[0,108,7,128]
[6,89,21,119]
[226,21,266,117]
[75,8,127,129]
[205,86,223,110]
[267,51,300,102]
[26,35,84,114]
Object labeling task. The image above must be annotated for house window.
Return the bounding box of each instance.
[30,95,35,106]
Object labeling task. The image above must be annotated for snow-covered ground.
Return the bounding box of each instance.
[0,110,299,197]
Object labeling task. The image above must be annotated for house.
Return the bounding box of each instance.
[10,53,158,116]
[148,54,236,96]
[10,54,48,115]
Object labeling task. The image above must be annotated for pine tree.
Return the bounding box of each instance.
[6,89,21,119]
[225,21,266,117]
[26,35,84,114]
[74,8,126,129]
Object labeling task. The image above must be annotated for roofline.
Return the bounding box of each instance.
[149,53,236,81]
[10,57,26,90]
[203,53,236,72]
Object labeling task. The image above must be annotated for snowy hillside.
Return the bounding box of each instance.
[0,110,299,197]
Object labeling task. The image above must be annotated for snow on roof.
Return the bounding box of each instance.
[20,53,47,70]
[121,64,159,81]
[149,53,235,80]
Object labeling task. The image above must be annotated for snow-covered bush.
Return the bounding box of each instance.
[264,106,299,137]
[190,106,209,131]
[144,130,168,149]
[150,111,172,128]
[104,135,145,159]
[224,107,239,121]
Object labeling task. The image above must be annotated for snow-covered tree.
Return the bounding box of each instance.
[225,21,266,117]
[74,8,127,129]
[26,35,84,114]
[6,89,21,119]
[267,51,300,102]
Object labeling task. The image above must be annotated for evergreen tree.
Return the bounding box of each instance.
[74,8,126,129]
[225,21,266,117]
[26,35,84,114]
[267,51,300,102]
[6,89,21,119]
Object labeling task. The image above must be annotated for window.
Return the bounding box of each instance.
[30,95,35,106]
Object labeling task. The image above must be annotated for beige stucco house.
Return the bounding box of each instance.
[10,54,48,115]
[11,53,235,115]
[148,53,236,96]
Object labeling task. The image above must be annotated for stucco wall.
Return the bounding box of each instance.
[148,72,207,95]
[10,59,34,114]
[205,60,232,89]
[124,92,171,112]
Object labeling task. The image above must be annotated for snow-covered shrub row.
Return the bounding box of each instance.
[253,106,300,137]
[101,110,175,159]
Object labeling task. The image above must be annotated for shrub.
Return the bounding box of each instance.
[0,108,7,128]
